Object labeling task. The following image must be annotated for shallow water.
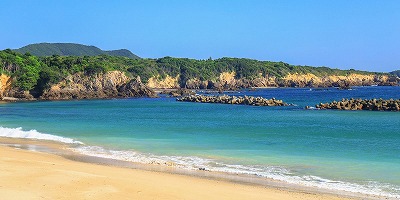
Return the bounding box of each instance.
[1,86,399,198]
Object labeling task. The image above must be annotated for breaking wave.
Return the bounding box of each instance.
[0,126,83,144]
[1,126,398,198]
[73,145,400,199]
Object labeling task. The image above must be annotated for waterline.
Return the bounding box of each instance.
[1,126,398,199]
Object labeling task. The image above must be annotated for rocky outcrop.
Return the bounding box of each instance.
[280,73,394,88]
[0,74,11,98]
[0,74,35,101]
[182,72,396,90]
[1,71,157,101]
[160,88,195,97]
[117,76,157,98]
[177,95,289,106]
[1,69,398,102]
[3,90,35,100]
[40,71,128,100]
[40,71,156,100]
[183,72,278,90]
[378,76,399,86]
[184,78,214,89]
[146,75,180,89]
[313,98,400,111]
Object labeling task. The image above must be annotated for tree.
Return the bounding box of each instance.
[14,63,40,91]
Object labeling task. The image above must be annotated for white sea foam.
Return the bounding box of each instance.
[1,126,398,198]
[73,145,400,199]
[0,127,83,144]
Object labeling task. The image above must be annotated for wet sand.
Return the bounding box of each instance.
[0,138,359,200]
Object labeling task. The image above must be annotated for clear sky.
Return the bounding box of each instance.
[1,0,399,72]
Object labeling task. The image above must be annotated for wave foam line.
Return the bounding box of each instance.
[73,146,400,199]
[0,127,83,144]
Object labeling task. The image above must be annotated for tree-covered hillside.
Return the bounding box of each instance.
[14,43,140,59]
[390,70,400,77]
[0,49,389,95]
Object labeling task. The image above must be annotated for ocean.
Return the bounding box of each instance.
[1,86,399,198]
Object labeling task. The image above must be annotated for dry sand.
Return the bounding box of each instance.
[0,143,355,200]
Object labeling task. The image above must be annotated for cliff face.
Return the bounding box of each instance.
[41,71,129,100]
[1,70,398,101]
[0,74,11,97]
[1,74,36,100]
[1,71,157,101]
[118,76,157,98]
[179,72,396,90]
[280,73,393,88]
[146,75,179,89]
[182,72,265,90]
[40,71,156,100]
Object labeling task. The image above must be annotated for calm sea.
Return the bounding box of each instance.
[1,86,399,198]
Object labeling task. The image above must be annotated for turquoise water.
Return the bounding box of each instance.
[1,86,400,198]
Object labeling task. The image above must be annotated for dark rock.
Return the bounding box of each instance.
[314,98,400,111]
[118,76,157,98]
[177,94,289,107]
[4,89,35,100]
[167,89,195,97]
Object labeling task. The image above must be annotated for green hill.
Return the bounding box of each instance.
[14,43,140,59]
[390,70,400,77]
[105,49,138,58]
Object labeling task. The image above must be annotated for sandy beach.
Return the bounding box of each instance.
[0,139,355,200]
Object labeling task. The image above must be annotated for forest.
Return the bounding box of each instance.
[0,49,387,93]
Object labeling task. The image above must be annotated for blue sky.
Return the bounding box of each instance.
[1,0,399,72]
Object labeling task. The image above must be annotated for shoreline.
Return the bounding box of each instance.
[1,85,398,103]
[0,137,381,200]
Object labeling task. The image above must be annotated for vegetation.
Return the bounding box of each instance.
[0,49,40,90]
[14,43,140,59]
[0,49,385,93]
[390,70,400,77]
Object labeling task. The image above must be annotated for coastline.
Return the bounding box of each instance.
[0,137,371,200]
[1,86,400,199]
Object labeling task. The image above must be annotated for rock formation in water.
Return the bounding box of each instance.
[313,98,400,111]
[159,88,196,97]
[177,94,289,106]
